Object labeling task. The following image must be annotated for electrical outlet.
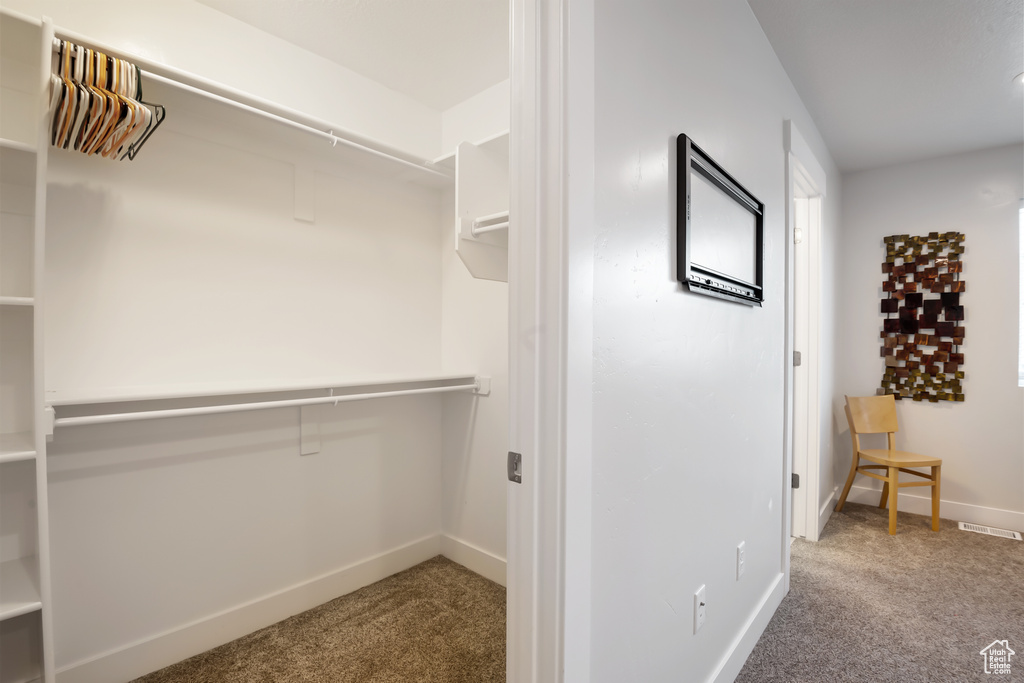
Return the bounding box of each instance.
[736,541,746,580]
[694,584,706,634]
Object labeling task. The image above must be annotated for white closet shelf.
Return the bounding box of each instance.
[454,136,509,282]
[0,431,35,463]
[0,556,42,621]
[0,296,34,306]
[434,130,509,171]
[0,137,36,154]
[47,373,489,430]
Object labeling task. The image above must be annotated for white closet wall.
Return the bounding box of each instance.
[1,2,511,682]
[44,111,450,679]
[439,85,510,580]
[44,113,445,390]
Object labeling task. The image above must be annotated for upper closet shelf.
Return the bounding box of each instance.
[48,27,453,184]
[434,130,509,171]
[0,138,36,155]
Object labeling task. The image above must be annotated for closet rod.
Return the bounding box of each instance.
[473,210,510,226]
[49,31,451,180]
[471,210,510,235]
[472,222,509,236]
[52,381,479,428]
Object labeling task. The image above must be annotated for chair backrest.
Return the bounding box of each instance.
[845,394,899,436]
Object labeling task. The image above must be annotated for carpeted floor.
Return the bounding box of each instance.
[132,556,506,683]
[737,502,1024,682]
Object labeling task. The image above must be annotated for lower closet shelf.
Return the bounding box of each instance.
[0,431,36,463]
[0,556,42,620]
[46,373,488,430]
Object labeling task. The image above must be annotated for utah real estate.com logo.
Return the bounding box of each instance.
[980,640,1015,675]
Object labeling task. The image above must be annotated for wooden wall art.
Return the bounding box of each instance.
[879,232,965,402]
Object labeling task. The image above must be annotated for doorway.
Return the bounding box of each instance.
[785,121,828,543]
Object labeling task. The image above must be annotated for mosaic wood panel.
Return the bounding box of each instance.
[879,232,965,402]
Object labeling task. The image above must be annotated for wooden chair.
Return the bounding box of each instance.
[835,394,941,535]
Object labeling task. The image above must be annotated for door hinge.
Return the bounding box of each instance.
[507,451,522,484]
[792,473,800,489]
[793,350,802,367]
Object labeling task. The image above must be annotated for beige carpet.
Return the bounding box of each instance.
[132,556,505,683]
[737,503,1024,682]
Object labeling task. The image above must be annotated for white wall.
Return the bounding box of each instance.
[436,85,510,585]
[587,1,840,681]
[439,187,509,583]
[47,399,445,681]
[41,91,453,682]
[45,120,444,393]
[837,144,1024,531]
[441,79,510,158]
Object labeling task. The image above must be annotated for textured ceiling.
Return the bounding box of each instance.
[196,0,509,111]
[748,0,1024,172]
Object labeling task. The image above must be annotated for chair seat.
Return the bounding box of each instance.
[858,448,941,469]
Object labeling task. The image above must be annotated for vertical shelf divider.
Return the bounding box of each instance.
[33,16,56,683]
[34,14,55,683]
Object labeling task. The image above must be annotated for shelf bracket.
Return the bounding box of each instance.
[473,376,492,396]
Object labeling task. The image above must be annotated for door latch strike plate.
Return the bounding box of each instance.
[507,451,522,484]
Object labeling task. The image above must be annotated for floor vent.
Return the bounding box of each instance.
[958,522,1022,540]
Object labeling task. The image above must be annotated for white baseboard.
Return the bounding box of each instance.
[56,535,443,683]
[816,486,838,538]
[440,534,507,587]
[710,572,786,683]
[844,485,1024,533]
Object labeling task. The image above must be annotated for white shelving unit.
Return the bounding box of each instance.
[447,132,510,282]
[0,9,55,683]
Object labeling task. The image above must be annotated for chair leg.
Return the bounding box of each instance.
[931,464,941,531]
[888,466,898,535]
[836,455,859,512]
[879,481,889,509]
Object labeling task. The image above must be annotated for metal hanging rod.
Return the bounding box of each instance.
[50,32,452,180]
[472,222,509,236]
[471,210,510,237]
[51,380,482,429]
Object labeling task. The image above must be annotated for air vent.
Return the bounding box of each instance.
[958,522,1022,540]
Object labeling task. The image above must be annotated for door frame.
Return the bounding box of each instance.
[783,120,827,549]
[507,1,594,681]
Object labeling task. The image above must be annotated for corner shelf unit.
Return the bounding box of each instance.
[438,132,510,283]
[0,8,55,683]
